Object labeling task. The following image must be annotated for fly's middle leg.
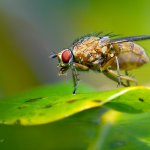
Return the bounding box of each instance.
[100,56,122,86]
[100,57,115,71]
[115,56,121,86]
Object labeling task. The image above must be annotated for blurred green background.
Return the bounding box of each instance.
[0,0,150,97]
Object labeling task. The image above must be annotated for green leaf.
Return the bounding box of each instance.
[0,108,103,150]
[100,111,150,150]
[0,82,150,125]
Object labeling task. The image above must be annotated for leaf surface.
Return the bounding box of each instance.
[0,83,150,125]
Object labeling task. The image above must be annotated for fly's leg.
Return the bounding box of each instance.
[103,69,138,87]
[74,63,89,71]
[100,56,122,86]
[124,70,138,86]
[71,63,89,94]
[125,70,130,86]
[103,69,126,86]
[71,64,80,94]
[100,57,115,71]
[72,68,79,94]
[115,56,121,86]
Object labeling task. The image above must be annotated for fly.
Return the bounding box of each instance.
[50,33,150,94]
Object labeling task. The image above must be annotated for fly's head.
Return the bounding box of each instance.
[50,49,73,75]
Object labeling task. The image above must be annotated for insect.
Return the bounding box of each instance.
[50,33,150,94]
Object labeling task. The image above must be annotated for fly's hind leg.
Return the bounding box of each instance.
[125,70,130,86]
[124,70,138,86]
[103,69,138,87]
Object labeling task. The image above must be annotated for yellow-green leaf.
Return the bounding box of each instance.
[0,83,150,125]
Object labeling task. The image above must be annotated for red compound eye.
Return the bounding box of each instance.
[61,49,71,63]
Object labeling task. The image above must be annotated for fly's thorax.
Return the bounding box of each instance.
[99,36,110,47]
[72,36,106,64]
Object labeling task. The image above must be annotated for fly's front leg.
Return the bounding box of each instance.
[71,63,89,94]
[71,65,79,94]
[103,69,138,87]
[74,63,89,71]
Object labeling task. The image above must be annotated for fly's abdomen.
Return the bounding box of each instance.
[111,42,149,70]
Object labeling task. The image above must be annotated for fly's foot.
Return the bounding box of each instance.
[117,75,121,87]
